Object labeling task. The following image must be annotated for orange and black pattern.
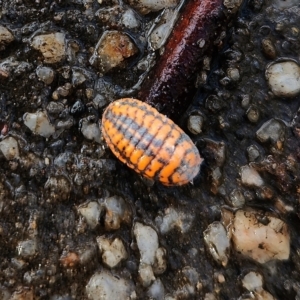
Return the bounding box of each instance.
[101,98,203,186]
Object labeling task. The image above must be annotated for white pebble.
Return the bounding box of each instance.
[86,270,136,300]
[265,60,300,97]
[97,236,128,268]
[139,263,156,287]
[155,207,193,234]
[78,201,101,229]
[242,271,263,291]
[231,210,290,264]
[104,196,131,230]
[134,222,159,265]
[147,279,165,300]
[121,10,140,29]
[203,222,230,266]
[0,137,20,160]
[80,118,102,144]
[256,118,285,143]
[23,110,55,138]
[31,32,66,64]
[240,165,264,187]
[241,271,276,300]
[36,66,55,84]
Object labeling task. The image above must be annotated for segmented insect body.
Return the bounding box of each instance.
[101,98,203,186]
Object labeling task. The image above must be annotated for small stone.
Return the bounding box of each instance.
[89,31,138,74]
[0,137,20,160]
[265,60,300,97]
[78,201,102,229]
[93,94,108,109]
[80,118,102,144]
[126,0,179,15]
[23,110,55,138]
[104,196,131,230]
[231,210,290,264]
[147,279,165,300]
[227,67,240,81]
[17,239,37,258]
[187,114,204,135]
[155,207,194,234]
[139,263,155,287]
[240,165,264,187]
[261,38,276,59]
[31,32,66,63]
[229,189,245,208]
[36,66,55,84]
[203,222,230,266]
[0,25,14,46]
[86,270,136,300]
[60,251,79,268]
[247,145,260,162]
[97,236,128,268]
[256,118,285,144]
[246,106,260,123]
[134,222,159,265]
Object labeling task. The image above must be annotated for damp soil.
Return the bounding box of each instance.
[0,0,300,299]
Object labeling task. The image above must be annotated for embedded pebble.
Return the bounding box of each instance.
[246,105,260,123]
[256,118,285,144]
[231,210,290,263]
[134,222,166,286]
[187,114,204,135]
[203,222,230,266]
[44,176,71,201]
[227,67,240,81]
[121,9,140,29]
[139,263,156,287]
[0,137,20,160]
[261,38,276,59]
[134,222,159,265]
[104,196,131,230]
[17,239,37,258]
[92,94,108,109]
[89,31,138,74]
[23,110,55,138]
[265,60,300,97]
[97,236,128,268]
[240,165,264,187]
[247,144,260,162]
[126,0,179,15]
[147,279,165,300]
[36,66,55,84]
[0,25,14,46]
[148,7,181,51]
[77,201,101,229]
[31,32,66,63]
[241,271,275,299]
[86,270,136,300]
[60,251,79,268]
[80,118,102,144]
[229,189,245,208]
[155,207,194,234]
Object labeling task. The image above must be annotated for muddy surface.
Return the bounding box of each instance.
[0,0,300,299]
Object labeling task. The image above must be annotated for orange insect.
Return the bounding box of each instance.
[101,98,203,186]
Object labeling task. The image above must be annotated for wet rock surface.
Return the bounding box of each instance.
[0,0,300,299]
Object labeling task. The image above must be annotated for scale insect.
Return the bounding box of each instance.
[101,98,203,186]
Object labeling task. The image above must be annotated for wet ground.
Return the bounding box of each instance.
[0,0,300,299]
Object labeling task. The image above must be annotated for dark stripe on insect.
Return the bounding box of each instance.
[145,123,178,178]
[154,123,182,179]
[166,146,196,183]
